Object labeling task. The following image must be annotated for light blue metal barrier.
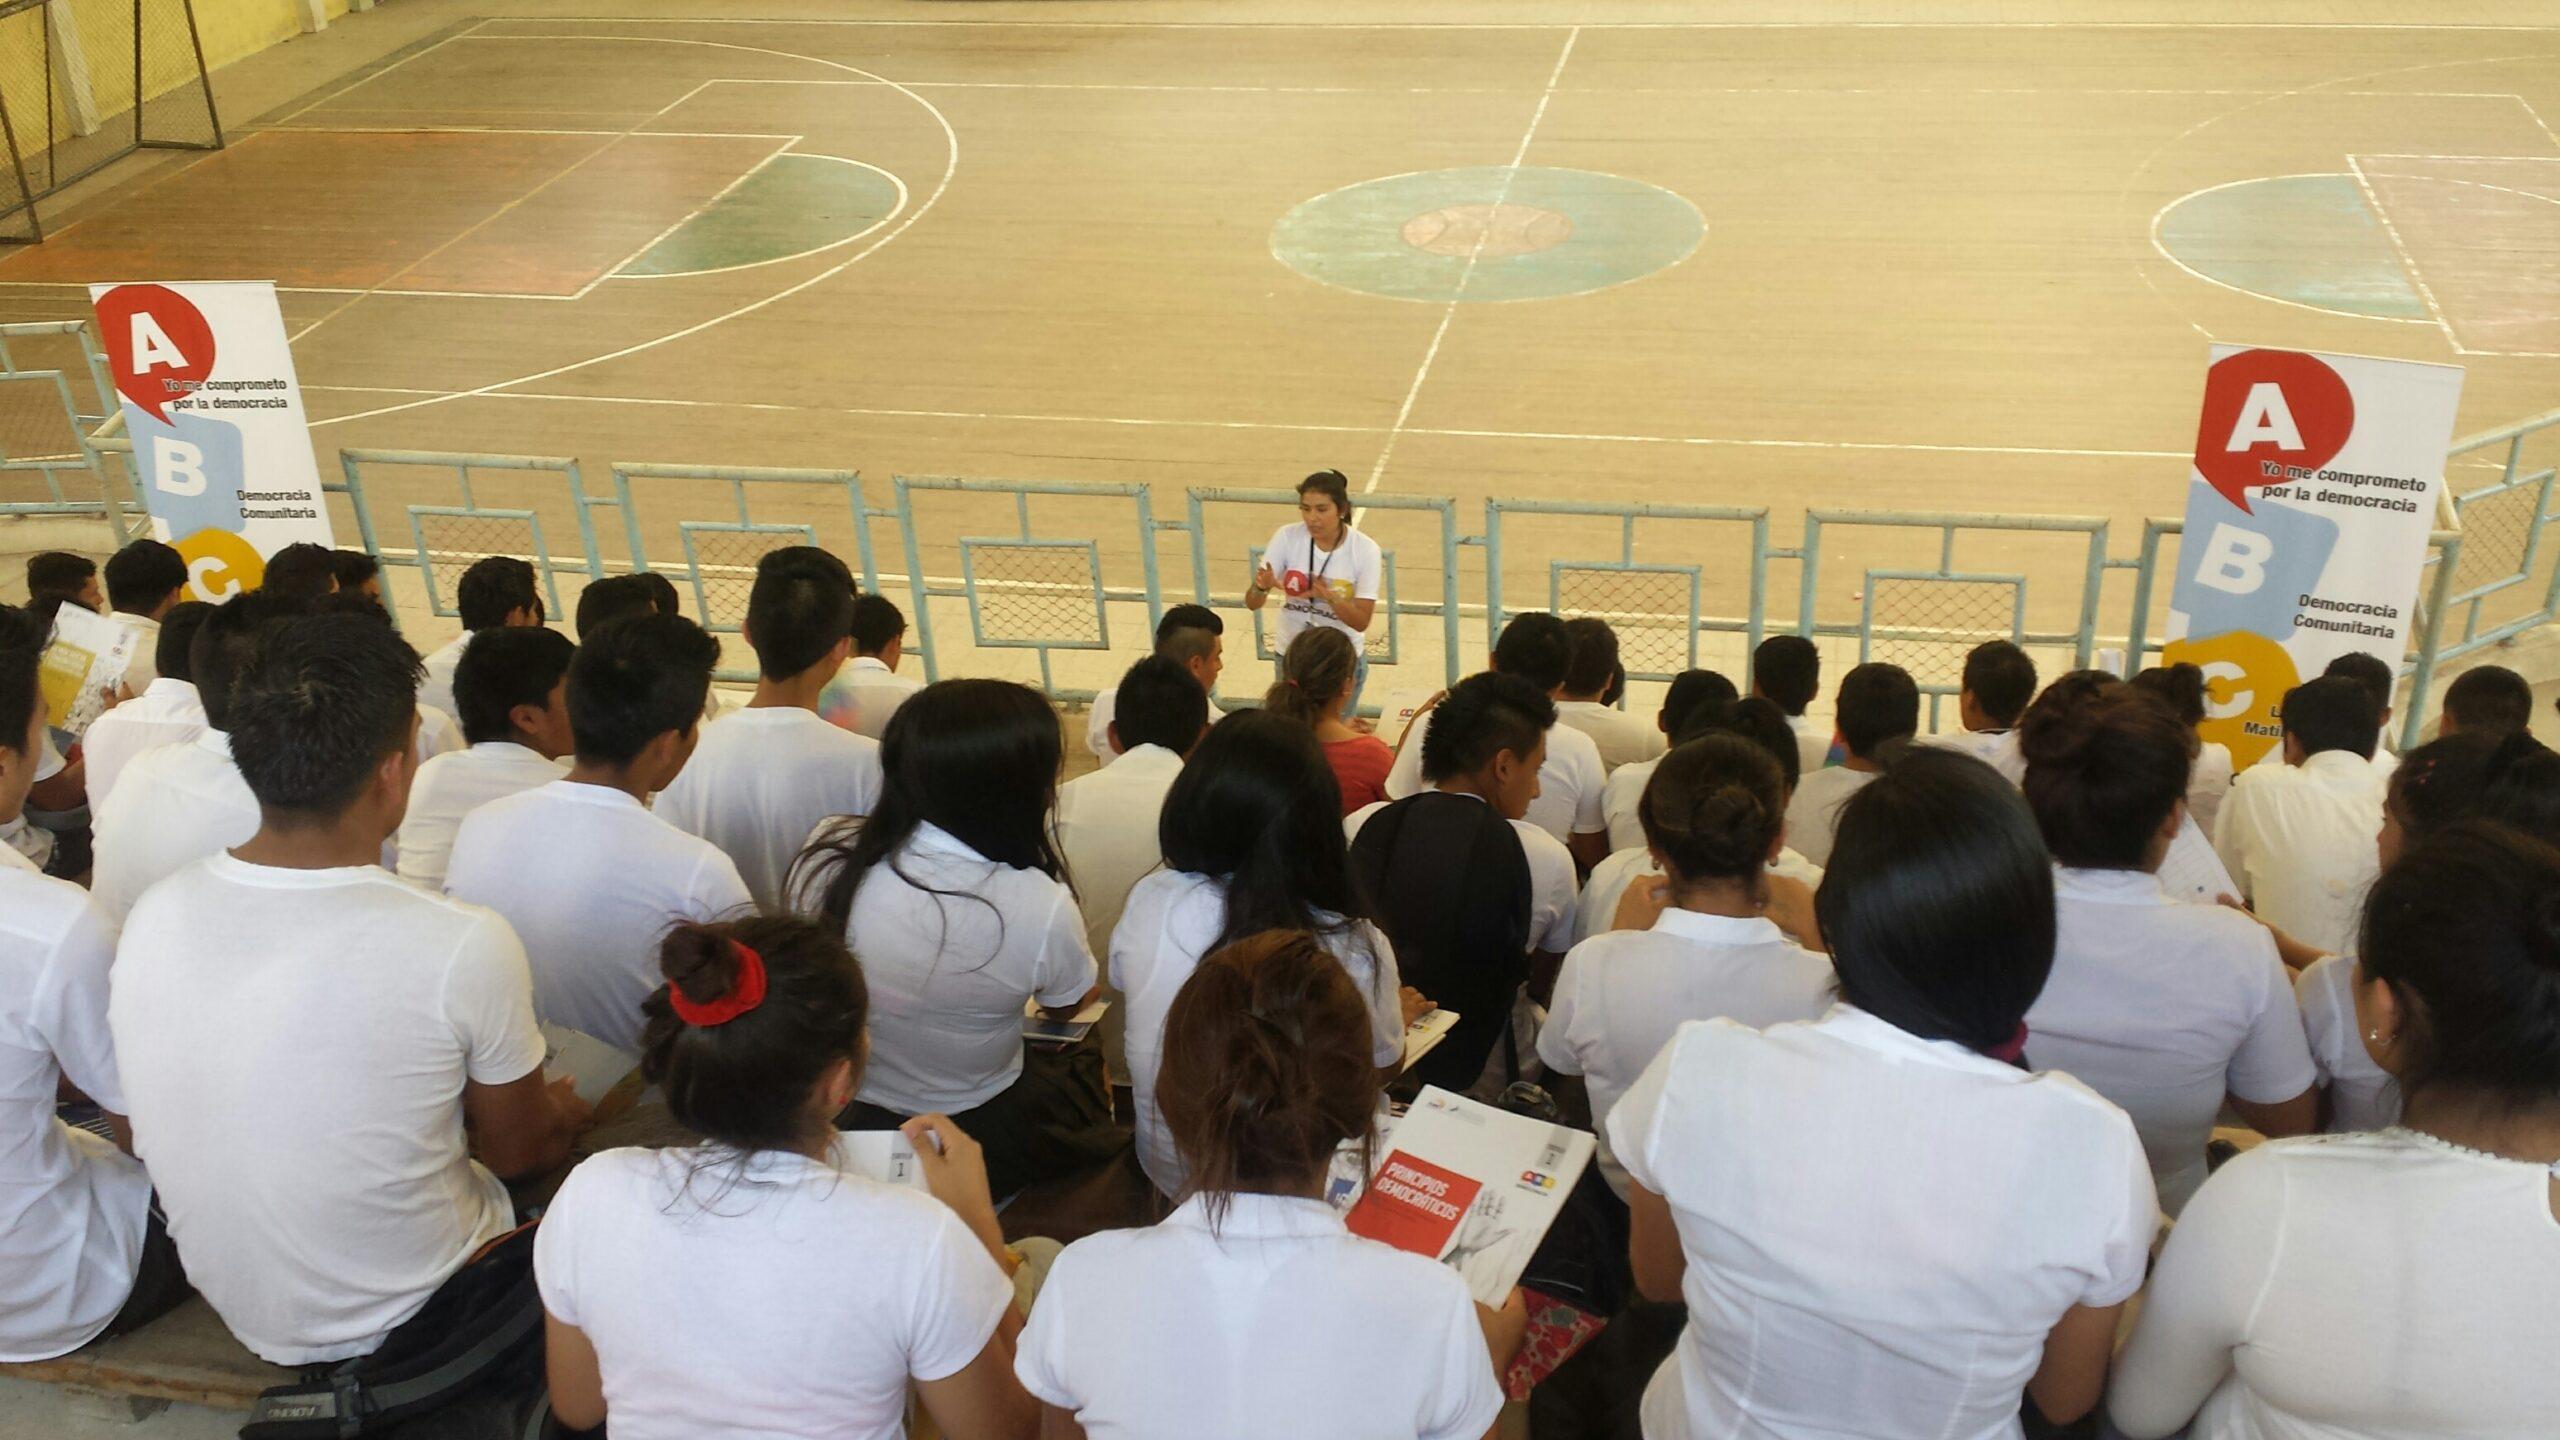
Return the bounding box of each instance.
[337,450,610,628]
[0,320,133,538]
[611,463,887,681]
[893,475,1163,698]
[1483,497,1769,691]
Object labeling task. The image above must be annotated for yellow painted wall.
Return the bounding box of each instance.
[4,0,353,170]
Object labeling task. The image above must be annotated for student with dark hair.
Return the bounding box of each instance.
[1783,661,1918,867]
[1083,603,1227,760]
[1600,668,1740,851]
[446,614,746,1051]
[796,680,1116,1197]
[537,916,1037,1439]
[1057,655,1208,970]
[1351,672,1580,1092]
[572,572,655,639]
[659,550,884,909]
[101,540,187,689]
[111,614,586,1366]
[1263,626,1393,813]
[2020,688,2317,1214]
[1018,931,1512,1439]
[1246,470,1383,713]
[2484,732,2560,840]
[25,552,100,612]
[2439,662,2534,739]
[1617,749,2153,1439]
[1556,617,1663,774]
[2323,650,2400,779]
[1388,612,1612,867]
[90,591,307,923]
[822,592,925,741]
[1751,633,1829,775]
[1113,712,1413,1195]
[2132,661,2235,835]
[327,549,380,602]
[255,542,340,601]
[395,627,574,891]
[420,556,545,720]
[0,606,188,1359]
[80,600,212,809]
[1918,640,2037,782]
[1541,735,1835,1199]
[2213,674,2385,955]
[2113,821,2560,1439]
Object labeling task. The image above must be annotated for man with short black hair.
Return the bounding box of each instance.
[1555,617,1663,774]
[25,553,100,613]
[90,592,307,923]
[1752,633,1829,775]
[2214,674,2385,954]
[256,543,340,601]
[2322,650,2400,782]
[658,549,883,909]
[101,540,188,690]
[1785,662,1918,867]
[420,557,545,721]
[2440,664,2534,739]
[111,613,585,1366]
[819,592,925,741]
[396,628,575,891]
[1386,612,1613,868]
[572,574,655,639]
[1919,640,2038,783]
[1084,604,1226,760]
[331,551,383,606]
[1058,654,1209,957]
[80,601,213,809]
[446,614,749,1050]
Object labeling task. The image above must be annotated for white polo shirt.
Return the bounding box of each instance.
[1557,699,1665,774]
[417,632,471,722]
[1346,797,1581,955]
[2187,740,2235,839]
[1612,1009,2154,1440]
[1055,744,1185,957]
[394,742,568,892]
[2029,867,2317,1215]
[414,703,462,768]
[1540,909,1835,1197]
[0,845,150,1362]
[1262,521,1384,652]
[2212,749,2384,956]
[110,855,543,1364]
[1789,712,1833,776]
[655,707,884,910]
[1085,687,1224,762]
[534,1141,1014,1440]
[1573,845,1823,949]
[2110,1132,2560,1440]
[821,655,925,743]
[1386,708,1608,846]
[823,822,1096,1114]
[2295,954,2399,1133]
[1017,1192,1503,1440]
[1917,727,2026,785]
[1601,754,1661,852]
[1781,764,1877,868]
[109,612,161,691]
[1111,869,1404,1196]
[445,781,752,1051]
[90,728,259,925]
[79,677,205,810]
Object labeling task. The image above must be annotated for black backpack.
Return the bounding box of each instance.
[1348,790,1534,1091]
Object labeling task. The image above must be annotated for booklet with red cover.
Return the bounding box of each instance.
[1336,1087,1596,1307]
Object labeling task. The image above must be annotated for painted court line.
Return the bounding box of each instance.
[1365,25,1580,496]
[2343,154,2467,354]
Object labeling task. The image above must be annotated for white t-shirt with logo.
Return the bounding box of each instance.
[1262,522,1382,651]
[445,781,752,1051]
[655,707,884,911]
[109,856,544,1364]
[534,1141,1015,1440]
[90,728,259,924]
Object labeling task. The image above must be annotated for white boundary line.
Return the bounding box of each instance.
[2344,161,2560,356]
[2145,173,2435,325]
[1364,26,1580,495]
[2343,154,2464,351]
[272,20,495,125]
[2516,95,2560,148]
[608,155,909,282]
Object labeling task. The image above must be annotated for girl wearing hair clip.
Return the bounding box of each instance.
[533,916,1039,1439]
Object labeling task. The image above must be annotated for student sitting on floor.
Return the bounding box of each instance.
[659,548,884,910]
[1540,733,1836,1201]
[419,556,545,720]
[1262,627,1395,815]
[447,613,748,1053]
[538,916,1037,1440]
[395,626,574,892]
[1600,668,1737,852]
[1917,639,2035,783]
[1616,749,2154,1440]
[797,680,1120,1199]
[79,600,211,810]
[90,590,304,924]
[2019,683,2317,1215]
[1782,661,1917,868]
[1115,711,1416,1197]
[109,613,588,1365]
[821,593,928,741]
[1388,612,1613,870]
[2110,820,2560,1440]
[0,606,189,1361]
[1018,930,1518,1440]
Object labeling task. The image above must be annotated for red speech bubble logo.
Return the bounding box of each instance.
[93,284,215,424]
[2190,349,2353,515]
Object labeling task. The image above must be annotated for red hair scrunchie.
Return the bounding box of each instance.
[670,941,768,1027]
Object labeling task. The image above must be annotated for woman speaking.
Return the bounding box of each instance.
[1246,469,1382,711]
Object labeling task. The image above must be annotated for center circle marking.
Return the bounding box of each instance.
[1400,203,1575,258]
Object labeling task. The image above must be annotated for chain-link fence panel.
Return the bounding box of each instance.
[679,522,819,633]
[408,508,551,619]
[962,539,1107,648]
[0,0,221,243]
[1862,571,2026,693]
[1553,563,1701,679]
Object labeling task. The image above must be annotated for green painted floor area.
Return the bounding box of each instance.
[1272,166,1704,303]
[619,154,903,278]
[2155,175,2428,320]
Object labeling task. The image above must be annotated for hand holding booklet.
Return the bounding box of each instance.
[38,604,138,738]
[1325,1087,1595,1308]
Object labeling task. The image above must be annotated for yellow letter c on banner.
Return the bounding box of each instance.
[176,528,265,603]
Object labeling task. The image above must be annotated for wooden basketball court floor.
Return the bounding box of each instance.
[4,1,2559,686]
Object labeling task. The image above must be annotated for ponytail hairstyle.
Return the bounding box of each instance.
[1160,710,1362,947]
[1264,626,1358,725]
[2018,686,2192,870]
[2359,820,2560,1105]
[640,915,868,1163]
[1158,930,1380,1225]
[1640,734,1785,888]
[2129,662,2209,729]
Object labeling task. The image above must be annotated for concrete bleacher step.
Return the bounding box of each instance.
[0,1298,287,1412]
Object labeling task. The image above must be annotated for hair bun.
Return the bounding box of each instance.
[659,921,741,1001]
[2017,688,2104,769]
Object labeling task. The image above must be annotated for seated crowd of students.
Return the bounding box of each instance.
[4,531,2558,1440]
